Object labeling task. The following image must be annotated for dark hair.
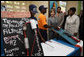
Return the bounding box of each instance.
[69,7,76,12]
[39,8,42,12]
[29,4,37,11]
[50,9,56,14]
[57,7,61,10]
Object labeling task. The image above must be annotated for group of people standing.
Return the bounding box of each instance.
[28,4,83,43]
[48,6,83,41]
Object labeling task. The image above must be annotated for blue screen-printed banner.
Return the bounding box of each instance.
[50,1,58,14]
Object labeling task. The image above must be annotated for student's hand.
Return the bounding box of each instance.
[74,33,78,36]
[59,25,62,28]
[54,26,60,30]
[54,26,58,29]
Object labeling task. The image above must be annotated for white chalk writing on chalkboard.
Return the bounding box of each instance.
[3,20,24,28]
[4,35,23,46]
[3,19,20,24]
[2,24,22,28]
[3,18,29,24]
[32,52,43,56]
[2,18,30,56]
[2,18,30,36]
[4,47,19,56]
[3,28,23,35]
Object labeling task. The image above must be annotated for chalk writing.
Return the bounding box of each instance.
[4,35,23,46]
[2,18,29,56]
[4,47,19,56]
[3,28,23,35]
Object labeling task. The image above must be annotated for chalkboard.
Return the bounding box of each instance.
[1,18,29,56]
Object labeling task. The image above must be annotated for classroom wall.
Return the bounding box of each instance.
[1,1,83,17]
[1,1,49,19]
[55,1,80,15]
[66,1,78,15]
[81,1,83,10]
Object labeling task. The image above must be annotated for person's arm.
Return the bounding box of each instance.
[44,24,59,30]
[45,18,53,28]
[74,16,80,36]
[59,13,64,27]
[48,18,51,26]
[41,16,53,28]
[44,24,53,28]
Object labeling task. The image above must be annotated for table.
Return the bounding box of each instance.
[41,38,80,56]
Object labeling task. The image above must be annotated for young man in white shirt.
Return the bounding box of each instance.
[65,7,80,37]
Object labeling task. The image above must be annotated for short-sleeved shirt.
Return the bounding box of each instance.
[38,13,48,30]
